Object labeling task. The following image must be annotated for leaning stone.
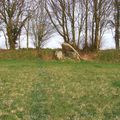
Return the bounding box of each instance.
[62,42,81,60]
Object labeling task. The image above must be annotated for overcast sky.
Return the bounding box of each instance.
[0,31,115,49]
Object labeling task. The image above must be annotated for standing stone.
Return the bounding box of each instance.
[55,51,63,60]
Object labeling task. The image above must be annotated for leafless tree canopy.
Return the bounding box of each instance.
[0,0,33,49]
[0,0,119,50]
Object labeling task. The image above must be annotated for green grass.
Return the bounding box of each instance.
[0,59,120,120]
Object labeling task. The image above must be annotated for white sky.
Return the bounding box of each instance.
[100,32,115,50]
[0,32,115,49]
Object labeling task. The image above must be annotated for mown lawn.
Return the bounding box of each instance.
[0,59,120,120]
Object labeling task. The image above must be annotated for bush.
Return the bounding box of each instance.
[38,48,56,60]
[96,50,120,63]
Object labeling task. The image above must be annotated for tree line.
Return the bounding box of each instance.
[0,0,120,50]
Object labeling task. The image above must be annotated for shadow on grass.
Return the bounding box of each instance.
[28,82,98,120]
[112,80,120,88]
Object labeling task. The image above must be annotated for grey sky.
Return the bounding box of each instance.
[0,32,115,49]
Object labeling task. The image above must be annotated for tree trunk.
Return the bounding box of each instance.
[91,14,95,47]
[94,0,100,50]
[114,0,120,49]
[94,20,100,50]
[7,20,16,50]
[115,26,119,49]
[71,0,76,47]
[18,34,21,49]
[37,35,42,50]
[9,39,15,50]
[7,30,16,50]
[84,0,88,50]
[27,31,29,49]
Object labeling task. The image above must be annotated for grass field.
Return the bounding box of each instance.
[0,59,120,120]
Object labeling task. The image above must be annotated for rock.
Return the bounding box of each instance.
[62,42,81,60]
[55,51,63,60]
[62,43,72,53]
[66,51,80,60]
[62,43,79,53]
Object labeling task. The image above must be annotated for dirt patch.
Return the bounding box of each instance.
[79,52,97,61]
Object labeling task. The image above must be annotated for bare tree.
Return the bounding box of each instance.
[0,0,31,49]
[0,0,115,51]
[88,0,113,50]
[29,0,54,50]
[46,0,85,49]
[83,0,89,50]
